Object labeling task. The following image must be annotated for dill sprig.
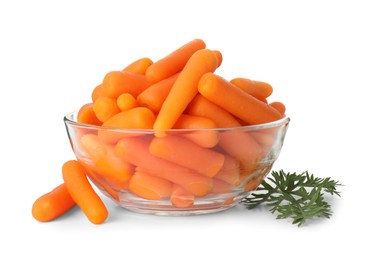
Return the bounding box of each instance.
[241,170,343,227]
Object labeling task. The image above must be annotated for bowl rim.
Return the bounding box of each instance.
[64,110,290,133]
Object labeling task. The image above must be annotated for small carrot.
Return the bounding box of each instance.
[214,155,241,186]
[230,77,273,100]
[62,160,108,224]
[93,97,121,123]
[32,183,76,222]
[136,73,179,113]
[80,134,133,190]
[173,114,219,148]
[186,94,241,128]
[129,170,172,200]
[77,103,102,126]
[122,57,153,75]
[101,70,152,99]
[145,38,206,82]
[269,101,286,116]
[116,93,138,112]
[115,137,212,197]
[153,49,220,136]
[170,184,194,208]
[97,107,155,143]
[91,84,105,102]
[198,73,282,125]
[211,178,233,194]
[149,135,225,177]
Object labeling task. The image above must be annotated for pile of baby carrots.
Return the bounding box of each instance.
[32,39,286,224]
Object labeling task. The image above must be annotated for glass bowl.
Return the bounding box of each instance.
[64,111,290,215]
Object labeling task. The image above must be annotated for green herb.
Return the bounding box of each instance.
[241,170,342,227]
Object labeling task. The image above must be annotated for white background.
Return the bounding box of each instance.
[1,0,373,259]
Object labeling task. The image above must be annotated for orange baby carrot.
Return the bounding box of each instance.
[77,103,102,126]
[97,107,155,143]
[145,38,206,82]
[93,97,121,123]
[230,77,273,100]
[153,49,220,136]
[186,94,241,128]
[129,170,172,200]
[122,57,153,75]
[32,183,76,222]
[116,93,138,112]
[170,184,194,208]
[214,155,241,186]
[115,137,212,197]
[173,114,219,148]
[62,160,108,224]
[198,73,282,125]
[80,134,133,190]
[269,101,286,116]
[136,72,179,113]
[149,135,224,177]
[211,178,233,194]
[101,71,152,99]
[91,84,105,102]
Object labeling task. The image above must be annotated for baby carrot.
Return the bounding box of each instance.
[97,107,155,143]
[115,137,212,197]
[77,103,102,126]
[198,73,282,125]
[149,135,225,177]
[136,73,179,113]
[93,97,121,123]
[230,77,273,100]
[116,93,138,112]
[214,155,241,186]
[153,49,220,136]
[80,134,133,190]
[186,94,241,128]
[91,84,105,102]
[101,71,152,99]
[129,170,172,200]
[32,183,76,222]
[170,184,194,208]
[62,160,108,224]
[145,38,206,82]
[211,178,233,194]
[173,114,219,148]
[269,101,286,116]
[122,57,153,75]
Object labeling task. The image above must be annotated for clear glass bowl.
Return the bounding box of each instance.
[64,111,290,215]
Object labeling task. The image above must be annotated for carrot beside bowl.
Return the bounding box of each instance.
[64,110,290,215]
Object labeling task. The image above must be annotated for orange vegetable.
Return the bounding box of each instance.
[62,160,108,224]
[93,97,121,123]
[122,57,153,75]
[80,134,133,190]
[32,183,76,222]
[173,114,219,148]
[149,135,225,177]
[137,72,179,113]
[91,84,105,102]
[211,178,233,194]
[214,155,241,186]
[101,71,152,99]
[153,49,220,136]
[198,73,282,125]
[115,137,212,197]
[269,101,286,116]
[77,103,102,126]
[116,93,138,112]
[97,107,155,143]
[129,170,172,200]
[145,38,206,82]
[187,94,241,128]
[230,77,273,100]
[170,184,194,208]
